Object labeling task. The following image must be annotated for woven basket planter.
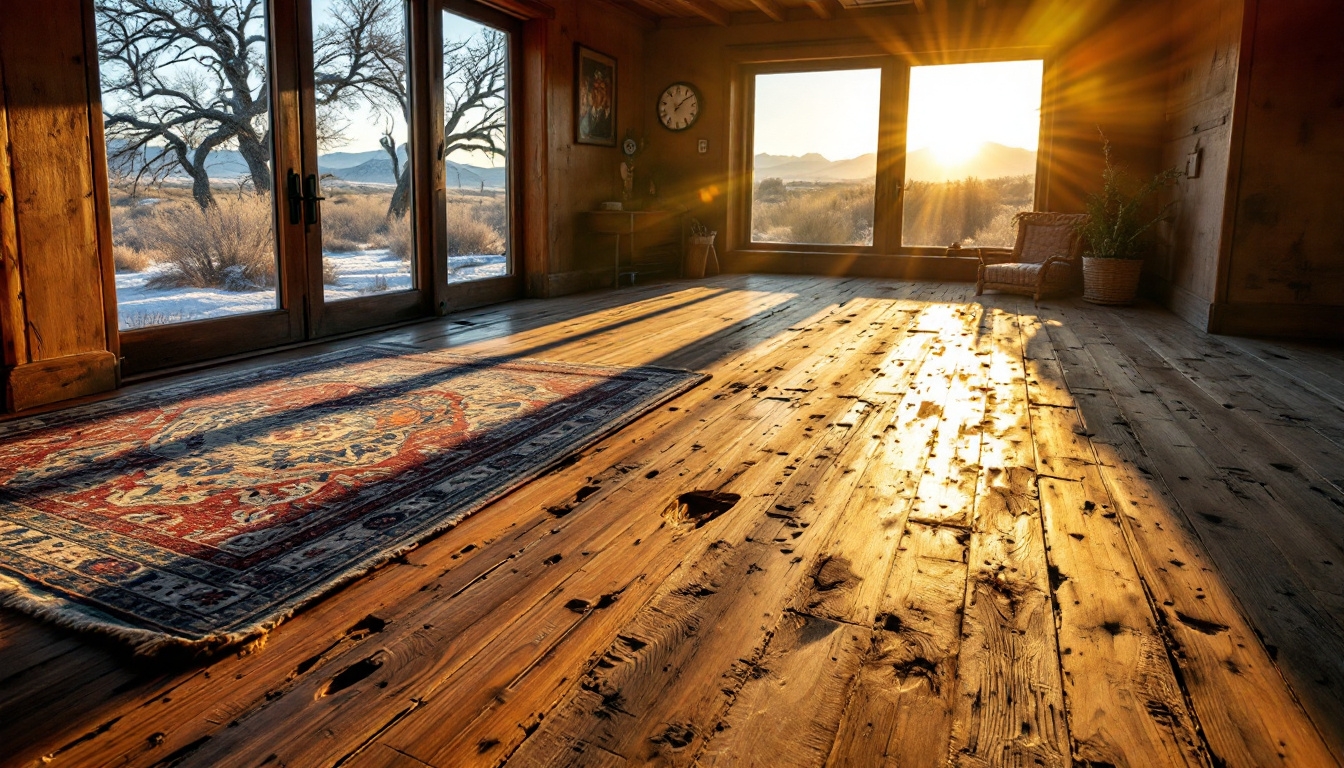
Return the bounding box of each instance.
[685,233,718,279]
[1082,257,1143,305]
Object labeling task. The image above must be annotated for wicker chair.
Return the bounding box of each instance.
[961,212,1089,304]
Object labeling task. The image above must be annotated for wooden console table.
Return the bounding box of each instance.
[585,209,684,287]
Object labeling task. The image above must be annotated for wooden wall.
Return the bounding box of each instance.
[1150,0,1244,329]
[0,0,118,413]
[535,0,651,296]
[1211,0,1344,338]
[640,0,1172,278]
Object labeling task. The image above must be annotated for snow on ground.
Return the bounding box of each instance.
[116,249,508,330]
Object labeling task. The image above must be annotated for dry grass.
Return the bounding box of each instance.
[750,175,1034,249]
[376,214,413,261]
[104,184,508,293]
[322,257,342,285]
[752,183,874,246]
[903,175,1034,247]
[139,194,278,290]
[113,246,155,273]
[445,202,504,256]
[322,193,393,252]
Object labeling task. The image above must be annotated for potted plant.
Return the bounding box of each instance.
[1076,138,1182,305]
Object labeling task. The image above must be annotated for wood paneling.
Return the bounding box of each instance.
[543,1,652,288]
[1150,0,1242,326]
[1222,0,1344,317]
[0,0,107,360]
[0,0,117,411]
[4,351,117,412]
[0,52,26,372]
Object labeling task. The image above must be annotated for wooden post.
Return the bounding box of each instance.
[0,0,117,411]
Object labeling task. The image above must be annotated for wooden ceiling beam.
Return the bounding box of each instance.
[668,0,731,25]
[748,0,787,21]
[804,0,836,20]
[476,0,556,19]
[623,0,676,23]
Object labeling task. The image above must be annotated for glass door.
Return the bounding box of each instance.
[94,0,309,375]
[437,0,519,310]
[300,0,431,337]
[95,0,522,373]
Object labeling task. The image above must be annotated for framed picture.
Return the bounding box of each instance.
[576,45,616,146]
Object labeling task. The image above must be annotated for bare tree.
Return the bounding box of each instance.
[312,0,410,215]
[439,29,508,199]
[314,0,507,219]
[96,0,508,218]
[96,0,272,210]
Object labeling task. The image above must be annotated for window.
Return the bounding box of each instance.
[738,55,1045,255]
[313,0,416,303]
[441,8,511,284]
[95,0,281,330]
[902,60,1044,248]
[751,69,881,246]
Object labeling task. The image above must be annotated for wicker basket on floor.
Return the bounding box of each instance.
[1082,257,1143,305]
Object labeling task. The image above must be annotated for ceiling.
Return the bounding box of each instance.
[609,0,930,26]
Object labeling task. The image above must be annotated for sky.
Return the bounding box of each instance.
[907,59,1043,163]
[753,69,882,161]
[753,59,1043,165]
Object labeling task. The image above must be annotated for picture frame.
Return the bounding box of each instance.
[575,45,617,146]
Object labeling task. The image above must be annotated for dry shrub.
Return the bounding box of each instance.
[142,194,277,290]
[322,193,392,252]
[445,203,503,256]
[752,183,874,246]
[902,175,1033,247]
[378,214,414,261]
[113,246,153,273]
[322,257,342,285]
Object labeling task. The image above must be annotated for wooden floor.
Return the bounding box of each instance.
[2,275,1344,768]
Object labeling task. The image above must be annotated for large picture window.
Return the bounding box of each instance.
[738,54,1045,255]
[902,60,1044,248]
[750,69,881,247]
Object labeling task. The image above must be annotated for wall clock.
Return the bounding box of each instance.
[657,82,701,132]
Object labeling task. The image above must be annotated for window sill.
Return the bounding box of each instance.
[724,250,978,282]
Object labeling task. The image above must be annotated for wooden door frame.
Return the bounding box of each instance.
[97,0,544,377]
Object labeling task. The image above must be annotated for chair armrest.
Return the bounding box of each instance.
[975,248,1015,265]
[1039,253,1074,270]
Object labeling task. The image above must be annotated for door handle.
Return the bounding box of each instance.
[303,173,326,226]
[287,169,304,225]
[286,170,326,226]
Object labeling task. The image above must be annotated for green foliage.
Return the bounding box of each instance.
[1077,137,1182,260]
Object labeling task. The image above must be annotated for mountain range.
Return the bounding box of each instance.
[108,143,506,189]
[755,142,1036,184]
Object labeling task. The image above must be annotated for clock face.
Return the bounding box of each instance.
[658,82,700,132]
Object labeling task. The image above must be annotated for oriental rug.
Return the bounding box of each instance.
[0,346,704,656]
